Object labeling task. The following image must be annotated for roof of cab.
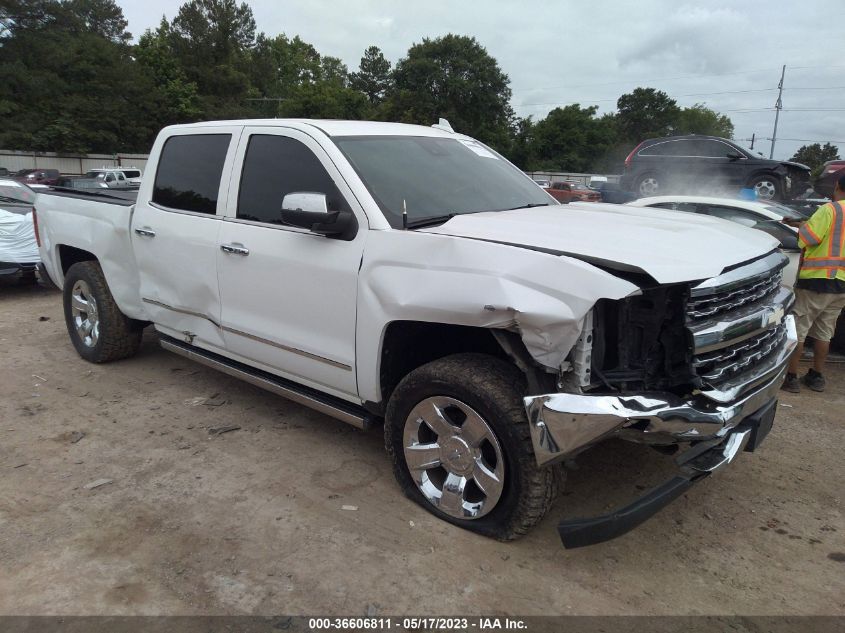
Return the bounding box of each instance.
[161,119,463,139]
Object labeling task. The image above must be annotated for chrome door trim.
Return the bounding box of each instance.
[142,297,351,371]
[221,325,352,371]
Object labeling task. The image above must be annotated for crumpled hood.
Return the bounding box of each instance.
[780,160,810,172]
[420,203,779,284]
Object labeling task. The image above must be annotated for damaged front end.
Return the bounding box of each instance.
[523,251,797,546]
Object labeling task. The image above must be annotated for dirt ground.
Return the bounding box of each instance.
[0,280,843,616]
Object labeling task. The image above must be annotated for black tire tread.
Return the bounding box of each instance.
[385,353,559,541]
[63,261,142,363]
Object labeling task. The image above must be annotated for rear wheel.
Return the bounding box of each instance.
[63,261,143,363]
[385,353,559,540]
[749,174,781,201]
[635,173,661,197]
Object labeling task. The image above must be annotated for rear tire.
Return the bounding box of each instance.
[635,172,662,197]
[385,353,559,540]
[62,261,143,363]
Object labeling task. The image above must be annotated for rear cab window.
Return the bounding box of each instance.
[152,134,232,214]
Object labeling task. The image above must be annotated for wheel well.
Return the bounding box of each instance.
[58,245,97,276]
[377,322,510,412]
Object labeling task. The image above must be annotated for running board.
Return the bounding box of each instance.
[159,335,374,430]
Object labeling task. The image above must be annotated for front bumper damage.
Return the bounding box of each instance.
[524,313,797,548]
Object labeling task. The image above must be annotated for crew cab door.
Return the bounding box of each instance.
[132,128,241,351]
[217,127,366,400]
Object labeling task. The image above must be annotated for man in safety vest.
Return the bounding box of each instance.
[782,174,845,393]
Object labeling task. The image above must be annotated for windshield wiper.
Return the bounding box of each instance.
[405,213,457,229]
[504,202,551,210]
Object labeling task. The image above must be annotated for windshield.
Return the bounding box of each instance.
[0,179,36,204]
[334,136,553,227]
[568,182,589,190]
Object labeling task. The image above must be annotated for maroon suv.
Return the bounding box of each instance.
[14,168,61,186]
[814,160,845,199]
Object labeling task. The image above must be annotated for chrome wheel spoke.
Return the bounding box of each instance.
[472,459,503,498]
[460,412,489,448]
[71,293,88,312]
[405,442,442,470]
[439,473,466,514]
[417,399,457,438]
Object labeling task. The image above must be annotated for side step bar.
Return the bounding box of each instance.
[159,335,375,431]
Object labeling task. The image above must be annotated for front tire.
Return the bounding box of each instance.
[749,174,782,201]
[63,261,143,363]
[385,353,559,540]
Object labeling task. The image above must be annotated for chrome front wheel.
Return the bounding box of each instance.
[403,396,505,519]
[70,280,99,348]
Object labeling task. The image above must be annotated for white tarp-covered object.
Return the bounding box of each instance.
[0,209,40,263]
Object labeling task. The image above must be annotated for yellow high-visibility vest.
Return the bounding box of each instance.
[798,201,845,282]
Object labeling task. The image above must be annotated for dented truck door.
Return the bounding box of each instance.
[132,127,242,351]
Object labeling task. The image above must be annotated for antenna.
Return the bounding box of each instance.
[402,199,408,230]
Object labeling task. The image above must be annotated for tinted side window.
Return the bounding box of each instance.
[237,135,349,224]
[153,134,231,214]
[693,140,730,158]
[639,140,690,157]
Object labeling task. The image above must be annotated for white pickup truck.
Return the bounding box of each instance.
[36,119,797,547]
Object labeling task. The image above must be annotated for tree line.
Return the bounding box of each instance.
[0,0,780,174]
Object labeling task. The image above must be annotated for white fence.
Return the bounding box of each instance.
[0,150,149,175]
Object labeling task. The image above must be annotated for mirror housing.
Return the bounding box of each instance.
[281,192,357,239]
[726,152,745,160]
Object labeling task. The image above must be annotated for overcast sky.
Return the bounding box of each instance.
[120,0,844,162]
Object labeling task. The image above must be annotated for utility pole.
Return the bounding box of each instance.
[769,65,785,159]
[748,133,756,150]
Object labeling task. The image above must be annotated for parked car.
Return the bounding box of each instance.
[621,135,811,202]
[628,195,803,286]
[0,179,39,283]
[545,180,601,203]
[36,119,795,548]
[0,167,9,176]
[14,168,61,186]
[590,181,637,204]
[532,178,551,188]
[813,160,845,200]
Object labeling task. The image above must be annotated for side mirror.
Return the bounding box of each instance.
[726,152,744,160]
[281,192,356,238]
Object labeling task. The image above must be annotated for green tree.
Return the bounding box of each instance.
[349,46,391,105]
[525,105,618,172]
[385,34,514,150]
[616,87,681,143]
[167,0,256,118]
[675,103,734,138]
[0,0,161,152]
[790,142,840,172]
[135,20,202,124]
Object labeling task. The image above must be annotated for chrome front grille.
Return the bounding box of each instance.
[686,267,783,321]
[686,252,794,397]
[693,324,787,382]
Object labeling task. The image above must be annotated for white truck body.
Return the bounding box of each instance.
[35,119,797,547]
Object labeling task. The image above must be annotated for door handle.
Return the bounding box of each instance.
[220,243,249,256]
[134,227,156,238]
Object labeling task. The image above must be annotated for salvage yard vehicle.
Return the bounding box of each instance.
[621,135,811,201]
[35,119,797,547]
[544,180,601,203]
[0,179,40,283]
[85,167,142,188]
[627,195,803,287]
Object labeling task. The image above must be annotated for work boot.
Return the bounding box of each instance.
[802,369,826,392]
[781,373,800,393]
